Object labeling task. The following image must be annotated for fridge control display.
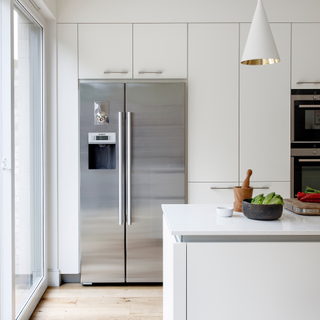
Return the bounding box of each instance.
[88,132,116,144]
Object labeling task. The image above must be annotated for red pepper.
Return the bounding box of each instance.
[300,199,320,203]
[300,193,320,202]
[301,193,320,199]
[297,192,306,200]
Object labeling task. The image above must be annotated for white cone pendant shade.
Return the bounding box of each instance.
[241,0,280,65]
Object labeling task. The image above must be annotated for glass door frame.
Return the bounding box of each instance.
[14,1,45,318]
[1,0,47,319]
[1,0,15,319]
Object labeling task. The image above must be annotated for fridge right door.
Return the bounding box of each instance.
[126,83,185,282]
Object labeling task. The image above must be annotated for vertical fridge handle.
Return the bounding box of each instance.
[127,112,132,225]
[118,112,123,225]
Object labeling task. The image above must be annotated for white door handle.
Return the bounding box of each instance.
[2,158,11,171]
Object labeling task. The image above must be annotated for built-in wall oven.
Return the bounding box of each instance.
[291,89,320,142]
[291,143,320,197]
[291,89,320,197]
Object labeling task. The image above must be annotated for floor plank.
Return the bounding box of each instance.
[30,284,163,320]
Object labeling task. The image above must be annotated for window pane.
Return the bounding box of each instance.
[14,4,43,317]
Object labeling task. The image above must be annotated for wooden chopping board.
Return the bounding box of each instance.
[284,198,320,215]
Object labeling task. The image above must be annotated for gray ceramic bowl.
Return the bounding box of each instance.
[242,199,283,221]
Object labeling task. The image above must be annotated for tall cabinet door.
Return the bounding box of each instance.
[126,83,185,282]
[292,23,320,89]
[239,23,290,183]
[58,24,79,274]
[188,24,239,184]
[80,82,125,283]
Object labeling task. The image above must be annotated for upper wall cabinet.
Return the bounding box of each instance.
[133,24,187,79]
[78,24,132,79]
[292,23,320,89]
[240,23,291,183]
[188,24,239,183]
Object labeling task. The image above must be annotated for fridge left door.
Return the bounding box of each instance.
[80,82,125,283]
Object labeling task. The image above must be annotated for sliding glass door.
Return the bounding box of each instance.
[1,0,44,319]
[13,2,43,318]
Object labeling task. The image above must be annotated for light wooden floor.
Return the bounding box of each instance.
[30,283,163,320]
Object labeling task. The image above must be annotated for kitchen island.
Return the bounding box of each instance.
[162,204,320,320]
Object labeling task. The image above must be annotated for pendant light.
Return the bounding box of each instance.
[241,0,280,65]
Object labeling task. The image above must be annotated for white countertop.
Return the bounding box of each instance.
[162,204,320,236]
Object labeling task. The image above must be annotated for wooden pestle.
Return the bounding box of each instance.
[242,169,253,189]
[233,169,253,212]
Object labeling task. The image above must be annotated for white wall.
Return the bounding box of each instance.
[43,0,56,18]
[57,0,320,23]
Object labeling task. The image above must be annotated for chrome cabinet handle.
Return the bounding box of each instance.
[118,112,123,225]
[211,186,269,190]
[127,112,132,225]
[297,82,320,84]
[104,71,128,74]
[253,187,270,189]
[211,187,234,190]
[2,158,11,171]
[138,71,163,74]
[299,159,320,162]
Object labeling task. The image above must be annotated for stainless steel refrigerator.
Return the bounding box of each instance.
[80,81,185,284]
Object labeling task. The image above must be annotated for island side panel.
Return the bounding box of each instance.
[163,216,187,320]
[187,242,320,320]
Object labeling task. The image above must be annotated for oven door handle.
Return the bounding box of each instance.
[298,105,320,108]
[298,159,320,162]
[296,82,320,84]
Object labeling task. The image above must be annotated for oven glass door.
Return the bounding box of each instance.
[293,156,320,196]
[293,100,320,141]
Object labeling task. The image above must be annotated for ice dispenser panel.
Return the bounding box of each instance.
[88,133,116,169]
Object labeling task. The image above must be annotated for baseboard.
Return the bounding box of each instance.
[47,269,61,287]
[61,273,81,283]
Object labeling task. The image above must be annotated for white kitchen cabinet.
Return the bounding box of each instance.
[188,24,239,183]
[133,24,187,79]
[250,181,290,199]
[240,23,291,183]
[292,23,320,89]
[188,182,290,205]
[78,24,132,79]
[187,242,320,320]
[57,24,79,273]
[188,182,237,204]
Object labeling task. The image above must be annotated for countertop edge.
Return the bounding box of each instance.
[162,204,320,237]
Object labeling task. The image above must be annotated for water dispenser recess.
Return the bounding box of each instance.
[88,133,116,170]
